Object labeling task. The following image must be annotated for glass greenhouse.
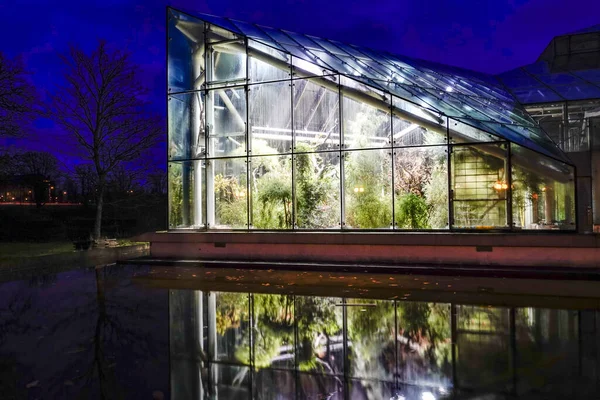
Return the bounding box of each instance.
[167,8,576,231]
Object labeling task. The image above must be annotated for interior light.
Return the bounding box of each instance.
[445,86,453,93]
[421,392,436,400]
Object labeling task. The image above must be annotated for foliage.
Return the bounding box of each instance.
[395,193,430,229]
[295,143,338,228]
[256,175,293,228]
[250,142,292,229]
[214,173,247,227]
[168,165,185,227]
[423,164,448,228]
[345,149,392,228]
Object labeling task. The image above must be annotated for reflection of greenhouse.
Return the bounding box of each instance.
[167,8,576,232]
[170,289,589,399]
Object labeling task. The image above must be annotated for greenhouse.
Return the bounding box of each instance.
[167,7,576,232]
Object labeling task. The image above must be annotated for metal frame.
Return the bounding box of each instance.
[166,6,578,234]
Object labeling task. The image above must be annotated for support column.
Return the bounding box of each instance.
[192,43,206,228]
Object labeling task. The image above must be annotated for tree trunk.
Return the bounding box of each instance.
[94,181,105,240]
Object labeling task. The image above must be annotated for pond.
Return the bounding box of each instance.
[1,264,599,399]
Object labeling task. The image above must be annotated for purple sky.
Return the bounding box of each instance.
[1,0,598,171]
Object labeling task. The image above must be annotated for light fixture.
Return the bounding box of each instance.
[493,181,508,191]
[445,86,453,93]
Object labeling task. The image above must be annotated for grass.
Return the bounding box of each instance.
[0,241,75,261]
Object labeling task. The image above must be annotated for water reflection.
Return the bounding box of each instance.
[168,278,596,400]
[0,265,169,399]
[0,264,599,399]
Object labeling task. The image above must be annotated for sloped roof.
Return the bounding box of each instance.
[497,25,600,106]
[170,8,570,163]
[496,60,600,104]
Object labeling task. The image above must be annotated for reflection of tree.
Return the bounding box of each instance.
[40,267,164,398]
[0,284,37,398]
[347,299,396,385]
[397,302,451,384]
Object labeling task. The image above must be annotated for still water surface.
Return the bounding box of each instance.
[1,264,599,399]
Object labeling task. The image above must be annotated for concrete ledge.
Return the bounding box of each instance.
[138,232,600,268]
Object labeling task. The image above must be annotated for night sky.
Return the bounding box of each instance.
[1,0,598,172]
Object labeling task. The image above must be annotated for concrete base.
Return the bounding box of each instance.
[137,231,600,268]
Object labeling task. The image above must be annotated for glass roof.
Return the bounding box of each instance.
[497,60,600,105]
[169,8,570,163]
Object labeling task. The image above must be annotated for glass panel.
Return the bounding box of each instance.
[229,19,282,46]
[211,157,248,229]
[449,118,498,143]
[456,305,511,391]
[392,115,446,147]
[396,302,452,387]
[250,155,293,229]
[292,55,335,78]
[208,87,246,157]
[168,10,204,93]
[341,84,391,150]
[451,143,509,229]
[393,146,448,229]
[169,92,205,161]
[498,68,540,89]
[249,81,293,155]
[511,86,564,104]
[343,149,393,229]
[169,161,203,228]
[248,39,291,83]
[294,151,341,229]
[346,299,395,380]
[210,40,246,83]
[573,69,600,83]
[293,78,340,152]
[392,96,445,129]
[253,294,295,369]
[295,296,344,374]
[552,83,600,101]
[511,144,576,230]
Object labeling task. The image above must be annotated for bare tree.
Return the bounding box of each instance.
[53,42,162,240]
[0,52,36,136]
